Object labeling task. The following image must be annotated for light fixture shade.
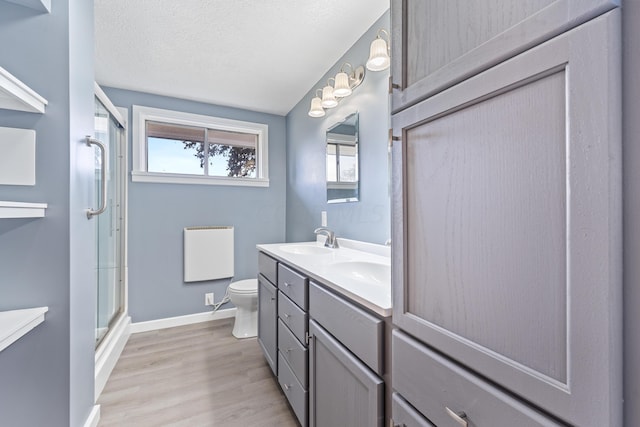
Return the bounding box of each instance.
[308,96,325,117]
[321,85,338,108]
[366,37,391,71]
[333,72,352,97]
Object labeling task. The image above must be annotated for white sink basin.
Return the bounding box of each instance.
[330,261,391,285]
[279,244,333,256]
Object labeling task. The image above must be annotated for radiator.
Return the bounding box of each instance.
[183,226,234,282]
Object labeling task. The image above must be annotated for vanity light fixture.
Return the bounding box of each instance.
[334,63,364,97]
[308,89,326,117]
[366,29,391,72]
[307,63,365,118]
[321,78,338,108]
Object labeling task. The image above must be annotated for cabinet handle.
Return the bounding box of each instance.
[445,407,468,427]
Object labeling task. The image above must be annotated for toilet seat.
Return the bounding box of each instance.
[228,278,258,294]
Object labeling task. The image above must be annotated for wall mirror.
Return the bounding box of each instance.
[326,112,359,203]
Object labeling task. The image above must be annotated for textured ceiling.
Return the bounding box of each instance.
[95,0,390,116]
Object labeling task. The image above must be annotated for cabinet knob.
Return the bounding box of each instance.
[270,296,276,301]
[283,282,291,287]
[284,313,291,319]
[285,347,293,353]
[445,407,468,427]
[283,383,291,391]
[389,418,402,427]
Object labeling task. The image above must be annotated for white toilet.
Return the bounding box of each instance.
[228,278,258,338]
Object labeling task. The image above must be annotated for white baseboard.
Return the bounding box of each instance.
[130,308,237,334]
[83,405,100,427]
[95,314,131,400]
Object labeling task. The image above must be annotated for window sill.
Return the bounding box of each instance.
[131,171,269,187]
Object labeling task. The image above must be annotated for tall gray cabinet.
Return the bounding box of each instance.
[390,1,622,426]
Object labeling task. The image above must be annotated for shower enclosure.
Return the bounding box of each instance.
[93,88,126,347]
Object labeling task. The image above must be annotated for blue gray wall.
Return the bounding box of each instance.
[286,11,391,244]
[102,88,287,323]
[0,0,96,426]
[623,1,640,424]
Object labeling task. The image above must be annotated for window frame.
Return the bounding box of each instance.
[326,132,359,189]
[132,105,269,187]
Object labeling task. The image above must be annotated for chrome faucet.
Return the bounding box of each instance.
[314,227,339,249]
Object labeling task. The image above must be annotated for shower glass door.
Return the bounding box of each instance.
[94,96,125,346]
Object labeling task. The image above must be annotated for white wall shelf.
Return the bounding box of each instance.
[2,0,50,14]
[0,307,48,353]
[0,66,48,113]
[0,201,47,218]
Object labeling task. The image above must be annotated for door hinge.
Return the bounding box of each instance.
[389,76,401,93]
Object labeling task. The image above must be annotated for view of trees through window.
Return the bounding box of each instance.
[183,141,256,178]
[146,121,257,178]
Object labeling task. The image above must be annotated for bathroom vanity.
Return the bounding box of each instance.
[256,240,391,427]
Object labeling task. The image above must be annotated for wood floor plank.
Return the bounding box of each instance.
[98,318,299,427]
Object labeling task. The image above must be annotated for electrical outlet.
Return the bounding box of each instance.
[205,292,214,306]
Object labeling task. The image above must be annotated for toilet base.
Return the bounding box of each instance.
[232,307,257,339]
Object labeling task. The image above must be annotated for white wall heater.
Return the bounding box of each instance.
[183,226,234,282]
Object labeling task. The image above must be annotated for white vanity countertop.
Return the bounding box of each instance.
[257,239,391,317]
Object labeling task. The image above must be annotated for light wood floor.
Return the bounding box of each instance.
[98,318,299,427]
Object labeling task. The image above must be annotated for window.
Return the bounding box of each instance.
[326,133,358,187]
[132,106,268,186]
[326,142,358,183]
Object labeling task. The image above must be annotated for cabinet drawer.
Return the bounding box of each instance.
[278,263,308,309]
[309,282,383,375]
[392,393,435,427]
[278,351,308,426]
[278,291,308,345]
[278,319,308,388]
[258,252,278,285]
[392,330,561,427]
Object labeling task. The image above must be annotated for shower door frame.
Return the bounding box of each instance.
[93,83,130,400]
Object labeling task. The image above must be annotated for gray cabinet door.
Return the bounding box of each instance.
[308,320,384,427]
[390,0,619,112]
[309,282,384,375]
[258,274,277,375]
[391,393,435,427]
[391,11,621,426]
